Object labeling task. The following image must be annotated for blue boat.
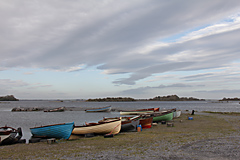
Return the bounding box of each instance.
[85,105,111,112]
[30,122,74,140]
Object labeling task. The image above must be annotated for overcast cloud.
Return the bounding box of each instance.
[1,0,240,99]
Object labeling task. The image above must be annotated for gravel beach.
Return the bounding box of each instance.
[0,112,239,160]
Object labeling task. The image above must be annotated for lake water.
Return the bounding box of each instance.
[0,100,240,141]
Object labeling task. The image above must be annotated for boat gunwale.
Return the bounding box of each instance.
[75,118,121,128]
[30,122,74,129]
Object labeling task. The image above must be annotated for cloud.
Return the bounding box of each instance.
[0,79,29,95]
[122,83,192,95]
[1,0,240,92]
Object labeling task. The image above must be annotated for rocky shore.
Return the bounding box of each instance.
[0,112,239,159]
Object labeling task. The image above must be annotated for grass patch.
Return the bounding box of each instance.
[202,111,240,115]
[0,113,239,159]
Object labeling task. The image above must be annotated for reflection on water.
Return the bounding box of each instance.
[0,100,239,141]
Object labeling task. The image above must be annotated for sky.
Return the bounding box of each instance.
[1,0,240,100]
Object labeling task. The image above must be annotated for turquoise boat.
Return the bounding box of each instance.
[30,122,74,140]
[152,112,173,122]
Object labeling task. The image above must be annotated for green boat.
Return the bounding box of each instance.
[152,112,173,122]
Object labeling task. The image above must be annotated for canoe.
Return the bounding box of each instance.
[152,112,174,122]
[120,116,140,132]
[120,107,159,115]
[30,122,74,139]
[72,117,121,135]
[85,105,111,112]
[0,126,23,145]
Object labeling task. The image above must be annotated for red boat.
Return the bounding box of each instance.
[139,116,153,129]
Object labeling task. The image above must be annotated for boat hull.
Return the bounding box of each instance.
[153,112,173,122]
[0,127,22,145]
[121,120,139,132]
[85,106,111,112]
[72,118,121,135]
[175,110,181,118]
[30,122,74,140]
[140,117,153,129]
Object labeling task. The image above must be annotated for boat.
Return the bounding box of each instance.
[44,107,65,112]
[120,116,140,132]
[0,126,23,145]
[85,105,111,112]
[120,107,159,115]
[150,108,176,122]
[72,117,121,135]
[174,110,181,118]
[152,112,174,122]
[139,115,153,129]
[30,122,74,140]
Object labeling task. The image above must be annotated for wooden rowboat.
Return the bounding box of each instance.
[152,112,173,122]
[30,122,74,140]
[72,117,121,135]
[0,126,23,145]
[120,107,159,115]
[139,116,153,129]
[120,116,140,132]
[85,105,111,112]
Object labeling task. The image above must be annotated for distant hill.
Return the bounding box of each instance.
[219,97,240,101]
[86,95,205,102]
[149,95,205,101]
[0,95,19,101]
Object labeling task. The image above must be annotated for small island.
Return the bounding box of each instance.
[0,95,19,101]
[87,97,136,102]
[149,95,205,101]
[219,97,240,101]
[86,95,204,102]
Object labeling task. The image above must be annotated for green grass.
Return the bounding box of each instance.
[0,113,239,159]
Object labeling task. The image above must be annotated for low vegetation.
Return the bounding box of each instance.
[149,95,205,101]
[0,113,239,159]
[87,95,205,102]
[0,95,19,101]
[219,97,240,101]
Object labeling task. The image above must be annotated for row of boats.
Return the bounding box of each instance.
[0,107,181,145]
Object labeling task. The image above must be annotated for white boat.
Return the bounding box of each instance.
[72,117,121,135]
[175,110,181,118]
[85,105,111,112]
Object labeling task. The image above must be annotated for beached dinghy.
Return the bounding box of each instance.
[175,110,181,118]
[72,117,121,135]
[120,116,140,132]
[0,126,23,145]
[30,122,74,140]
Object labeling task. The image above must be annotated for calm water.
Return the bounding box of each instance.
[0,100,239,141]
